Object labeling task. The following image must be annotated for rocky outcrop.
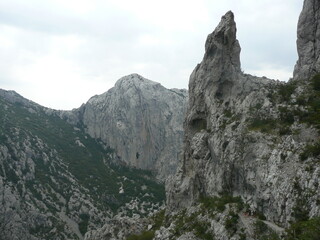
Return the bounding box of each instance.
[166,6,320,236]
[294,0,320,80]
[168,11,277,210]
[69,74,188,180]
[84,215,149,240]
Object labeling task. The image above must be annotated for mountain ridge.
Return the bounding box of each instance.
[0,74,187,239]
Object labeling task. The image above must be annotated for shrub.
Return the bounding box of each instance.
[170,210,213,240]
[151,209,165,230]
[127,231,155,240]
[254,220,268,235]
[256,211,267,221]
[285,217,320,240]
[200,195,243,213]
[279,127,291,136]
[248,118,277,133]
[278,81,297,102]
[311,73,320,91]
[279,107,295,125]
[79,213,90,235]
[300,142,320,161]
[225,211,239,235]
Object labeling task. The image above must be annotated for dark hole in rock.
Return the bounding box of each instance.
[190,118,207,132]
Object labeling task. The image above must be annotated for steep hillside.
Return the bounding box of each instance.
[118,1,320,240]
[59,74,188,180]
[0,90,165,239]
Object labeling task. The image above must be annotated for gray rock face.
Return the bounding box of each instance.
[74,74,187,180]
[84,215,149,240]
[167,11,276,210]
[166,8,320,233]
[294,0,320,80]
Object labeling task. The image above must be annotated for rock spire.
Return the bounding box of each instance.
[294,0,320,80]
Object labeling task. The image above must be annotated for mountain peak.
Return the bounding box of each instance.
[294,0,320,80]
[115,73,160,89]
[203,10,241,72]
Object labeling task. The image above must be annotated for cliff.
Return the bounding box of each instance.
[64,74,188,180]
[159,1,320,239]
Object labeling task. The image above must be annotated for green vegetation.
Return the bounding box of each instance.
[0,98,165,212]
[311,73,320,91]
[223,109,233,118]
[200,195,244,213]
[225,211,239,235]
[250,74,320,135]
[79,213,90,235]
[278,81,297,102]
[300,142,320,161]
[127,210,165,240]
[127,231,155,240]
[170,211,212,240]
[151,209,165,230]
[293,74,320,129]
[256,211,267,221]
[248,118,277,133]
[0,97,165,238]
[254,220,268,235]
[285,217,320,240]
[252,220,281,240]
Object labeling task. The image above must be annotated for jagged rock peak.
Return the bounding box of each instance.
[0,88,41,109]
[294,0,320,80]
[203,10,241,72]
[0,88,27,103]
[115,73,160,88]
[187,11,242,112]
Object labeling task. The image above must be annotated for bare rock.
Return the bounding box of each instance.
[294,0,320,80]
[77,74,188,180]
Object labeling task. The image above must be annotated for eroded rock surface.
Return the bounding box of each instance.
[294,0,320,80]
[167,6,320,233]
[69,74,188,180]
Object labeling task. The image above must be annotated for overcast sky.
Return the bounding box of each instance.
[0,0,303,110]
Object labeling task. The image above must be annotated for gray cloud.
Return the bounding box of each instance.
[0,0,304,109]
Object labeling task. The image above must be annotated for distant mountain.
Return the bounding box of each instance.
[0,89,165,239]
[59,73,188,180]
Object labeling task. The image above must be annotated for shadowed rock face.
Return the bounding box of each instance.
[166,5,320,229]
[294,0,320,80]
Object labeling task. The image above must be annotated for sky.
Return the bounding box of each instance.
[0,0,303,110]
